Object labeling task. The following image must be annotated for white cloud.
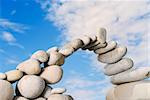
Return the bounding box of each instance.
[1,31,16,42]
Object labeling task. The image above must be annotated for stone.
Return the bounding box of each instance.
[80,36,91,47]
[111,67,150,84]
[40,65,63,84]
[34,97,46,100]
[6,70,23,82]
[0,80,14,100]
[104,58,134,76]
[89,35,97,42]
[42,86,52,98]
[17,75,45,99]
[97,28,107,43]
[94,41,117,54]
[48,51,65,66]
[98,46,127,64]
[13,96,29,100]
[51,88,66,94]
[47,47,59,55]
[82,40,100,50]
[31,50,48,63]
[48,94,73,100]
[106,80,150,100]
[88,42,107,51]
[66,39,83,50]
[0,73,6,80]
[17,59,41,75]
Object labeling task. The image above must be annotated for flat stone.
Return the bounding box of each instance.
[97,28,107,43]
[34,97,46,100]
[106,80,150,100]
[88,42,107,51]
[82,40,100,50]
[6,70,23,82]
[18,75,45,99]
[48,94,73,100]
[59,46,74,57]
[42,86,52,98]
[65,39,83,50]
[13,96,29,100]
[40,65,63,84]
[31,50,48,63]
[51,88,66,94]
[48,51,65,66]
[80,36,91,47]
[111,67,150,84]
[0,73,6,80]
[94,41,117,54]
[17,59,41,75]
[104,58,134,76]
[0,80,14,100]
[98,46,127,64]
[47,47,59,55]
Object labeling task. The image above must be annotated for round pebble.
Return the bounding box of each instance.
[34,97,46,100]
[48,94,73,100]
[40,65,63,84]
[51,88,66,94]
[42,86,52,98]
[0,73,6,80]
[88,42,107,51]
[66,39,83,50]
[6,70,23,82]
[13,96,29,100]
[47,47,59,55]
[17,59,41,75]
[80,36,91,47]
[18,75,45,99]
[59,46,74,57]
[0,80,14,100]
[31,50,48,63]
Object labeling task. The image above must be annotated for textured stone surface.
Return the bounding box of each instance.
[104,58,133,76]
[13,96,29,100]
[0,73,6,80]
[17,59,41,75]
[111,67,150,84]
[0,80,14,100]
[97,28,107,43]
[31,50,48,63]
[98,46,127,64]
[48,51,65,66]
[42,85,52,98]
[59,46,74,57]
[94,41,117,54]
[34,97,46,100]
[18,75,45,99]
[6,70,23,82]
[48,94,73,100]
[51,88,66,94]
[40,65,63,84]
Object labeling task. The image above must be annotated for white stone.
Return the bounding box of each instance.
[47,47,59,55]
[42,86,52,98]
[89,35,97,42]
[0,73,6,80]
[51,88,66,94]
[104,58,133,76]
[40,65,63,84]
[31,50,48,63]
[34,97,46,100]
[17,59,41,75]
[13,96,29,100]
[106,80,150,100]
[65,39,83,50]
[59,46,74,57]
[97,28,107,43]
[6,70,23,82]
[48,51,65,66]
[80,36,91,47]
[88,42,107,51]
[111,67,150,84]
[94,41,117,54]
[82,40,100,50]
[18,75,45,99]
[98,46,127,64]
[48,94,73,100]
[0,80,14,100]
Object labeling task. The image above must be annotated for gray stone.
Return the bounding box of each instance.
[18,75,45,99]
[80,36,91,47]
[40,65,63,84]
[17,59,41,75]
[65,39,83,50]
[104,58,134,76]
[6,70,23,82]
[31,50,49,63]
[0,80,14,100]
[13,96,29,100]
[0,73,6,80]
[88,42,107,51]
[94,41,117,54]
[47,47,59,55]
[51,88,66,94]
[59,46,74,57]
[98,46,127,64]
[82,40,100,50]
[48,94,73,100]
[34,97,46,100]
[111,67,150,84]
[42,86,52,98]
[97,28,107,43]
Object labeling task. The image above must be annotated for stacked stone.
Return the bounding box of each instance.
[0,28,149,100]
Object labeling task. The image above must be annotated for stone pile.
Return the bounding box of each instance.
[0,28,149,100]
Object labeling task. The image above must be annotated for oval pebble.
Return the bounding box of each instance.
[98,46,127,64]
[13,96,29,100]
[0,80,14,100]
[80,36,91,47]
[6,70,23,82]
[0,73,6,80]
[94,41,117,54]
[97,28,107,43]
[51,88,66,94]
[34,97,46,100]
[66,39,83,50]
[59,46,74,57]
[111,67,150,84]
[104,58,134,76]
[48,94,73,100]
[18,75,45,99]
[42,86,52,98]
[88,42,107,51]
[40,65,63,84]
[82,40,100,50]
[17,59,41,75]
[48,51,65,66]
[47,47,59,55]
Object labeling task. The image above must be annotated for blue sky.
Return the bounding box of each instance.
[0,0,150,100]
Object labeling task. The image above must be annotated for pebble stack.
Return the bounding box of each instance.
[0,28,149,100]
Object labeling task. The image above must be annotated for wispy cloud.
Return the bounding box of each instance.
[1,31,16,42]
